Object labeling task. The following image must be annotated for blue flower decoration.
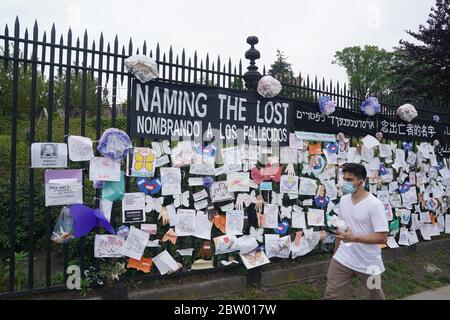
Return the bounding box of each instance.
[319,96,336,115]
[360,97,381,116]
[402,141,413,152]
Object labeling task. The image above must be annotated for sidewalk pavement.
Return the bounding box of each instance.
[403,285,450,300]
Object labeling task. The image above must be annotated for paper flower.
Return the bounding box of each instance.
[396,103,417,122]
[257,75,282,98]
[117,225,130,238]
[93,180,105,189]
[433,115,440,123]
[318,96,336,115]
[378,165,389,176]
[203,176,214,188]
[97,128,133,160]
[433,140,440,147]
[375,132,383,141]
[402,141,413,152]
[124,55,159,83]
[360,97,381,116]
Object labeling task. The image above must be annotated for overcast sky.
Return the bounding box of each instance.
[1,0,436,85]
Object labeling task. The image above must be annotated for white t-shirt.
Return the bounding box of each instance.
[333,193,389,275]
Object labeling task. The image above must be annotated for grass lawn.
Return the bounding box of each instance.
[216,248,450,300]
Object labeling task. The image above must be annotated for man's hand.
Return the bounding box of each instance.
[335,227,355,242]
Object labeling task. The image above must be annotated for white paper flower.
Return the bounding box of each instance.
[125,55,159,83]
[257,75,282,98]
[396,103,418,123]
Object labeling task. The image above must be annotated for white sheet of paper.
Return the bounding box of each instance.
[386,236,399,248]
[193,189,209,202]
[153,250,180,275]
[280,175,299,194]
[68,136,94,161]
[346,147,361,164]
[89,157,121,181]
[221,146,242,166]
[100,199,113,222]
[210,181,234,202]
[445,215,450,234]
[264,204,279,228]
[120,226,149,260]
[44,170,83,207]
[227,172,250,192]
[193,211,212,240]
[408,230,419,245]
[177,248,194,256]
[299,177,318,196]
[94,235,124,258]
[398,227,410,246]
[361,135,380,149]
[226,210,244,236]
[307,208,325,226]
[122,193,146,223]
[31,143,68,168]
[188,177,204,186]
[194,199,209,210]
[280,147,298,164]
[160,167,182,196]
[323,180,338,200]
[175,209,196,236]
[379,144,392,158]
[292,208,306,229]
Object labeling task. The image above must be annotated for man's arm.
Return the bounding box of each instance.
[336,228,388,245]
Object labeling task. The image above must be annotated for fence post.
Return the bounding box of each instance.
[243,36,262,90]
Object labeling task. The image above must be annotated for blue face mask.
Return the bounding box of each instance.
[342,181,357,194]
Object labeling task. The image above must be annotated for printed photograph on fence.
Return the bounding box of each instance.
[31,142,68,168]
[44,169,83,207]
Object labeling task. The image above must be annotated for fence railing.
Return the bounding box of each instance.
[0,17,447,298]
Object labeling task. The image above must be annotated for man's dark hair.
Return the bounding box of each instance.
[342,163,367,180]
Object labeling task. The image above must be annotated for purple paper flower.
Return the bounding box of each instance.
[97,128,133,161]
[361,97,381,116]
[433,115,440,123]
[402,141,413,152]
[378,165,389,176]
[203,176,214,188]
[319,96,336,115]
[93,180,105,189]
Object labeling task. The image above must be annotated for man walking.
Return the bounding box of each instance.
[325,163,389,300]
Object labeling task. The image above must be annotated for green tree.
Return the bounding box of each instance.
[54,69,99,115]
[269,49,294,81]
[0,47,49,117]
[332,45,397,98]
[395,0,450,103]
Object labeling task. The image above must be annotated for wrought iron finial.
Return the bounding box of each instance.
[243,36,262,90]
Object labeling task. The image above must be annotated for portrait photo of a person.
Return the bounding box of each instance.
[41,143,58,157]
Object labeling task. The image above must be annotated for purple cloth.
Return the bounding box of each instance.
[70,204,116,238]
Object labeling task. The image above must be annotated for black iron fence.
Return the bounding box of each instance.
[0,17,447,298]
